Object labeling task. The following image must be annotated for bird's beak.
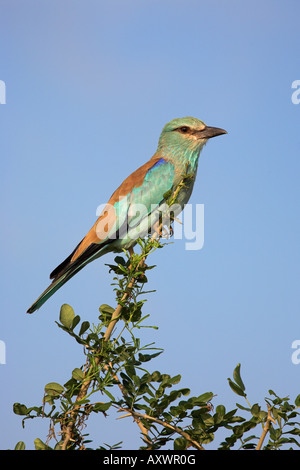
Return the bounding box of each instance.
[195,126,227,139]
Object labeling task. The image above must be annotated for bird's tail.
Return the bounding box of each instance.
[27,241,112,314]
[27,270,75,314]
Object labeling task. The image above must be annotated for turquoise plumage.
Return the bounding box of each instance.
[27,117,226,313]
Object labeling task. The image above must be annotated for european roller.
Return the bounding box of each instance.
[27,117,226,313]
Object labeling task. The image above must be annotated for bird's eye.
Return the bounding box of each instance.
[178,126,190,133]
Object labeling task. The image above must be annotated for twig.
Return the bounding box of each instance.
[256,404,276,450]
[116,406,205,450]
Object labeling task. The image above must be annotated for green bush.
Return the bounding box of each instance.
[13,238,300,450]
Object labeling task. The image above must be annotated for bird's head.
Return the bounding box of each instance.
[157,116,227,155]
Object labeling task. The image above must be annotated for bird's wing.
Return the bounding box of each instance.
[27,156,175,313]
[50,156,175,280]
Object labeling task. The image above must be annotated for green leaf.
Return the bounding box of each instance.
[44,382,65,397]
[242,443,256,449]
[196,392,214,403]
[72,368,84,381]
[151,371,162,382]
[224,409,239,421]
[59,304,75,329]
[34,438,52,450]
[243,434,258,444]
[201,413,215,426]
[169,374,181,385]
[236,403,251,411]
[71,315,81,330]
[43,395,54,405]
[174,437,187,450]
[191,407,212,419]
[93,402,111,413]
[14,441,26,450]
[251,403,261,417]
[233,363,245,391]
[227,378,247,397]
[125,363,136,379]
[269,426,281,441]
[114,256,126,266]
[295,394,300,406]
[138,351,162,362]
[79,321,90,336]
[258,410,268,420]
[215,405,226,417]
[54,441,63,450]
[103,389,115,401]
[13,403,28,416]
[99,304,115,318]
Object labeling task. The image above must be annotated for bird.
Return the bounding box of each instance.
[27,117,227,313]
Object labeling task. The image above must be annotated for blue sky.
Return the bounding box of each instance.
[1,0,300,449]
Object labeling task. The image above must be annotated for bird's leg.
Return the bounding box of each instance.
[152,220,164,238]
[152,219,174,239]
[152,221,160,237]
[167,213,182,238]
